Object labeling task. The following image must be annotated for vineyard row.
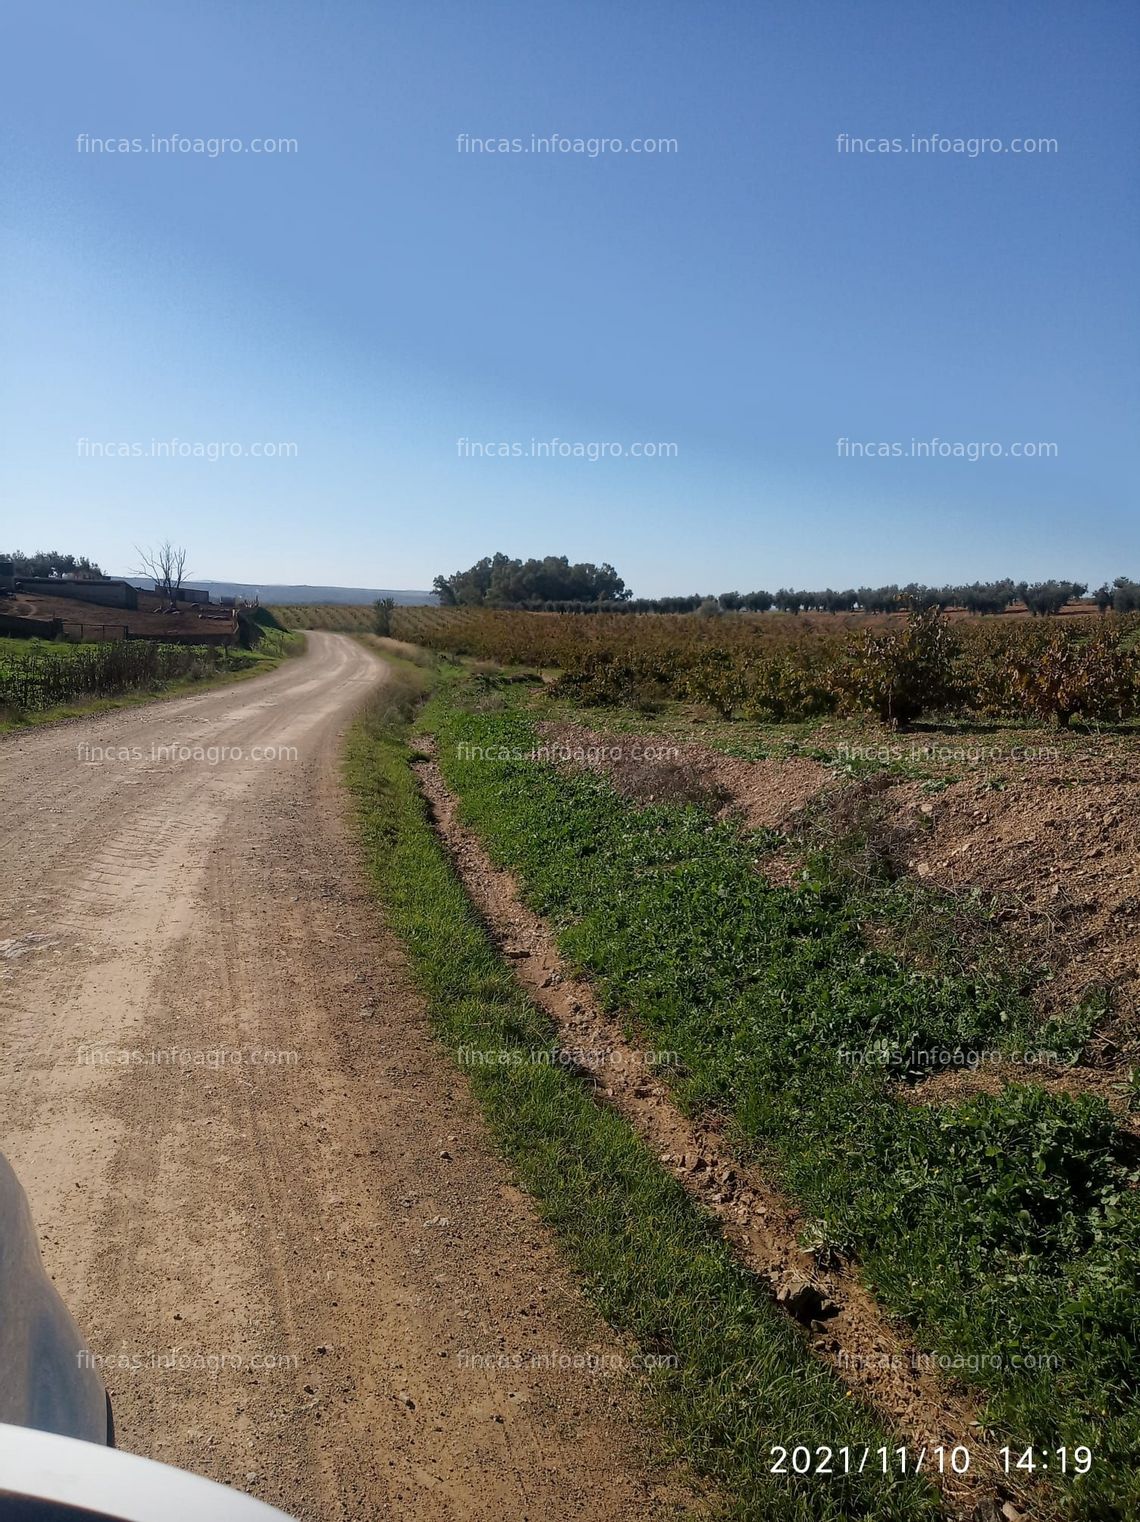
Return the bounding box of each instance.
[386,605,1140,727]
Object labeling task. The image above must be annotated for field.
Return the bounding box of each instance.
[385,604,1140,728]
[269,603,377,631]
[347,615,1140,1521]
[0,629,299,725]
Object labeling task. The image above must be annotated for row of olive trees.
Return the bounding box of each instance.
[428,558,1139,617]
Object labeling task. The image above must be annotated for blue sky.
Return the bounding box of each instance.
[2,0,1136,596]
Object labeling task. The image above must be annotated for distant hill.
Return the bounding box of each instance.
[116,577,434,605]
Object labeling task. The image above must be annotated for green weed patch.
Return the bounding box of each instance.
[423,672,1140,1521]
[345,685,941,1522]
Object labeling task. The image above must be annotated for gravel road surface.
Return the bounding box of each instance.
[0,633,672,1520]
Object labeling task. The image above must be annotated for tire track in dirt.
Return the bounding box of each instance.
[0,633,685,1522]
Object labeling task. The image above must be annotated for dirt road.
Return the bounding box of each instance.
[0,633,675,1520]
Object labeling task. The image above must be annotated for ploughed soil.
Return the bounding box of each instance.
[6,590,238,638]
[533,721,831,830]
[887,767,1139,1015]
[537,720,1140,1108]
[0,635,683,1522]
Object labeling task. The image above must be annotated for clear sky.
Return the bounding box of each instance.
[2,0,1136,597]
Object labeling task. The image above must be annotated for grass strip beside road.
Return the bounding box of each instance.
[344,660,940,1522]
[422,665,1140,1522]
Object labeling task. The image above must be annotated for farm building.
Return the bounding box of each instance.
[154,584,211,604]
[17,577,139,610]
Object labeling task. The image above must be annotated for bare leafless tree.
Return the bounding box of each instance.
[134,541,190,606]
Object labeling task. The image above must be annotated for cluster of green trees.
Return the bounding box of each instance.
[432,553,630,607]
[5,549,106,579]
[1104,577,1140,613]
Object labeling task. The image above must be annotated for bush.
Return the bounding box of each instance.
[831,606,961,727]
[998,622,1140,726]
